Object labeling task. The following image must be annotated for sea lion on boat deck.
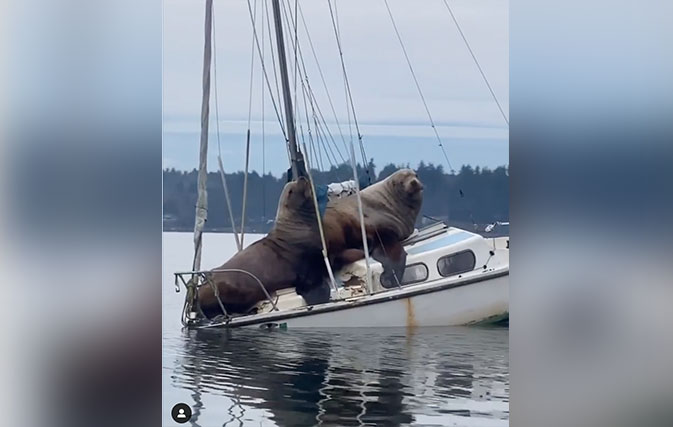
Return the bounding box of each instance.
[322,168,424,284]
[197,177,326,318]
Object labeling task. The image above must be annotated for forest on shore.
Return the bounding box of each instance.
[163,161,509,233]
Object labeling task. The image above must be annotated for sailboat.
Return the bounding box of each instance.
[173,0,509,329]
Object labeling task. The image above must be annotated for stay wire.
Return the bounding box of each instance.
[328,0,373,183]
[280,0,346,164]
[441,0,509,126]
[244,0,288,143]
[383,0,455,173]
[262,0,286,131]
[296,1,351,158]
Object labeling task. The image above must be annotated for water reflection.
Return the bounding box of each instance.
[166,327,508,426]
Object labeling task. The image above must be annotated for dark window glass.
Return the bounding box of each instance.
[380,263,428,288]
[437,250,476,277]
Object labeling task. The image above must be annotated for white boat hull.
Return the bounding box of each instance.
[204,268,508,329]
[276,273,508,328]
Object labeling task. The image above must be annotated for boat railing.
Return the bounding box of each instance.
[402,221,448,247]
[174,268,279,326]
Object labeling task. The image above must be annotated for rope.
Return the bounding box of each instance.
[292,0,299,128]
[327,0,372,184]
[281,0,346,165]
[260,0,267,222]
[298,60,320,171]
[262,0,286,131]
[441,0,509,126]
[240,131,251,247]
[303,143,339,295]
[348,141,373,294]
[375,229,402,289]
[241,0,259,248]
[296,1,351,158]
[383,0,455,173]
[246,0,257,131]
[245,0,288,142]
[212,2,242,251]
[217,157,242,251]
[203,272,228,317]
[206,268,279,312]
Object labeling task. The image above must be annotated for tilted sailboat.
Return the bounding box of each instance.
[173,0,509,329]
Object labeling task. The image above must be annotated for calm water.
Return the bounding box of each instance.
[163,233,509,426]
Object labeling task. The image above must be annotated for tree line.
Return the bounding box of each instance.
[163,161,509,233]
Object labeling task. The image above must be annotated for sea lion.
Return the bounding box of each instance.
[322,168,424,284]
[197,176,325,318]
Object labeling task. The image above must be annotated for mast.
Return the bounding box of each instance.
[192,0,213,272]
[271,0,305,179]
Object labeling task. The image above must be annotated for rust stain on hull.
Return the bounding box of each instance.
[405,298,418,330]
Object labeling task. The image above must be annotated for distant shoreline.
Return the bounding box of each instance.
[163,162,509,233]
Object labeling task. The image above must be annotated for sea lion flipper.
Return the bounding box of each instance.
[372,240,407,287]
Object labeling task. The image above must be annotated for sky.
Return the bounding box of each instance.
[163,0,509,176]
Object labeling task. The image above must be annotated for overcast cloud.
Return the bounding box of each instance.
[163,0,508,175]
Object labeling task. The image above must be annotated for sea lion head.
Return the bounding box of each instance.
[387,168,424,204]
[275,176,316,222]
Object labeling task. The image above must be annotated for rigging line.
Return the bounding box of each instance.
[292,0,299,125]
[280,3,347,165]
[304,81,346,164]
[314,115,338,168]
[383,0,455,173]
[313,108,343,166]
[261,0,267,221]
[211,4,223,160]
[245,0,287,142]
[278,8,333,172]
[312,114,325,169]
[302,141,339,295]
[296,1,350,154]
[262,0,286,130]
[294,52,324,171]
[441,0,509,126]
[280,0,302,160]
[299,63,320,171]
[212,2,242,251]
[307,86,326,171]
[246,0,258,130]
[329,0,371,178]
[276,3,348,163]
[241,0,259,249]
[314,118,325,171]
[327,0,355,142]
[294,74,308,160]
[314,113,337,168]
[327,0,372,184]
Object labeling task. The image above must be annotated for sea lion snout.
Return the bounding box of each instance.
[283,177,313,209]
[408,176,423,192]
[297,176,313,199]
[403,174,424,196]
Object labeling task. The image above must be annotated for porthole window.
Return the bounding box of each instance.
[380,263,428,288]
[437,250,476,277]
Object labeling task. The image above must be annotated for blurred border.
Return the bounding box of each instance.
[1,1,161,426]
[511,0,673,426]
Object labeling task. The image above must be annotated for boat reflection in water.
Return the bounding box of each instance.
[167,326,508,426]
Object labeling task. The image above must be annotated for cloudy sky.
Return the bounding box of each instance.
[163,0,508,175]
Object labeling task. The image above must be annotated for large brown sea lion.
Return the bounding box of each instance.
[197,169,423,318]
[323,168,424,285]
[197,177,326,318]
